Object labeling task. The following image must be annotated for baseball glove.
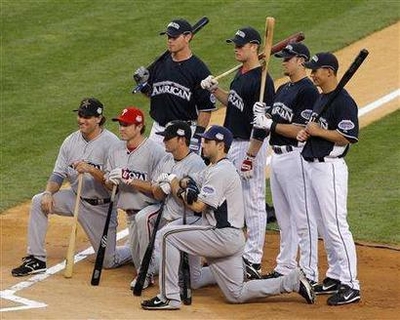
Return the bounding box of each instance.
[179,176,200,205]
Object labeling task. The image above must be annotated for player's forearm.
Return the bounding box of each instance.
[246,138,263,157]
[196,111,212,129]
[310,128,350,145]
[128,180,153,195]
[44,180,62,194]
[212,88,229,106]
[87,166,107,184]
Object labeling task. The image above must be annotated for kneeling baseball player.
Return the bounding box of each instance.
[140,125,315,310]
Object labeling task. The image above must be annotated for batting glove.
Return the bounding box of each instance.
[133,66,150,85]
[253,114,273,131]
[240,154,255,180]
[108,168,123,185]
[159,182,171,195]
[200,75,218,92]
[253,102,267,116]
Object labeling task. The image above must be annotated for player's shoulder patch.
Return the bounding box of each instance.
[301,109,313,121]
[338,120,355,131]
[210,93,216,104]
[200,185,216,198]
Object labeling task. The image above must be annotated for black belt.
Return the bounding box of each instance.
[303,157,325,162]
[81,197,111,206]
[272,145,294,154]
[126,209,140,215]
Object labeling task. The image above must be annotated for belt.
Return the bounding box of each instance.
[272,145,294,154]
[81,197,111,206]
[125,209,140,215]
[303,157,339,163]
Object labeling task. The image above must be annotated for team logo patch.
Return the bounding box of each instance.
[301,109,313,120]
[236,30,245,38]
[210,93,216,104]
[201,185,215,198]
[338,120,355,131]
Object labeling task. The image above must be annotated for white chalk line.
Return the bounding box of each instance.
[1,89,398,313]
[0,229,128,312]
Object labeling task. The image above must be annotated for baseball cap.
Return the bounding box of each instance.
[73,97,103,117]
[198,125,233,149]
[226,27,261,46]
[274,43,310,60]
[159,19,192,37]
[112,107,144,125]
[304,52,339,72]
[155,120,191,141]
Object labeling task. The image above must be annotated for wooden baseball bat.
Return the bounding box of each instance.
[64,173,83,278]
[132,16,210,94]
[214,31,303,81]
[259,17,275,102]
[133,204,164,296]
[90,184,118,286]
[180,205,192,305]
[311,49,369,122]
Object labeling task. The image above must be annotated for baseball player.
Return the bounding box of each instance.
[201,27,275,279]
[253,43,320,284]
[104,107,166,271]
[12,98,131,277]
[140,125,315,310]
[133,18,216,153]
[130,120,205,290]
[297,52,361,305]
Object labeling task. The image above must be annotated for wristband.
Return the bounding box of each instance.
[194,125,206,137]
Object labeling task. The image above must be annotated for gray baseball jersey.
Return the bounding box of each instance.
[53,129,118,198]
[153,151,206,221]
[105,138,166,210]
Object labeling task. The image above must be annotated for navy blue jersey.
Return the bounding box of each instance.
[223,67,275,140]
[302,89,359,159]
[148,54,216,126]
[270,77,319,146]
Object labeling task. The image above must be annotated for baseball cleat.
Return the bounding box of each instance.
[327,284,360,306]
[314,277,341,295]
[298,270,316,304]
[262,270,283,279]
[130,273,154,291]
[11,255,47,277]
[141,296,179,310]
[243,257,262,280]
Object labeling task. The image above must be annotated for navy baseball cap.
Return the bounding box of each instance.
[304,52,339,72]
[156,120,192,141]
[199,125,233,149]
[274,43,310,61]
[226,27,261,46]
[159,19,192,37]
[73,97,103,117]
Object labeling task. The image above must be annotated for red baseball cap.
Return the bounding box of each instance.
[112,107,144,125]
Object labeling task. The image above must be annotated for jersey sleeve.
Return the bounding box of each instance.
[334,92,359,143]
[52,136,72,179]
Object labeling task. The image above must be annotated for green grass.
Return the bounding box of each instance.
[1,1,399,243]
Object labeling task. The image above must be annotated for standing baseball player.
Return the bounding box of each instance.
[253,43,320,284]
[130,120,205,290]
[12,98,131,277]
[201,27,275,279]
[133,18,216,153]
[104,107,166,271]
[297,52,361,305]
[140,125,315,310]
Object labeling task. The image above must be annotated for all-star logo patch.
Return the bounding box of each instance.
[301,109,313,120]
[201,185,215,198]
[338,120,355,131]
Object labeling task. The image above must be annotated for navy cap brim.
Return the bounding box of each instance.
[274,50,296,58]
[226,38,247,46]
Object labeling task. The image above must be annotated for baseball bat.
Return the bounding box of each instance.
[90,184,118,286]
[64,173,83,278]
[259,17,275,102]
[133,204,164,296]
[132,16,210,94]
[180,206,192,305]
[214,31,303,81]
[311,49,369,122]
